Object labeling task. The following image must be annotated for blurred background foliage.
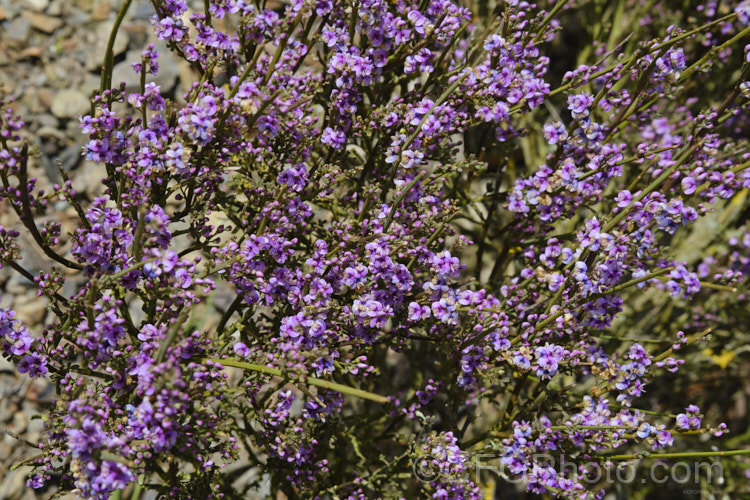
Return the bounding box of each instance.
[456,0,750,498]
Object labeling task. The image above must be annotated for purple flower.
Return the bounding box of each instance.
[89,460,136,495]
[10,333,32,355]
[137,324,160,342]
[636,422,652,439]
[408,302,431,321]
[543,121,566,144]
[16,352,48,378]
[654,430,674,449]
[234,342,251,358]
[0,2,742,497]
[512,348,532,370]
[432,251,461,277]
[616,190,632,207]
[534,343,565,379]
[321,127,346,149]
[152,16,185,42]
[681,176,697,195]
[568,93,593,120]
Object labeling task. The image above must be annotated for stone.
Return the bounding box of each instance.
[21,88,45,113]
[100,22,131,56]
[11,411,27,434]
[37,125,67,141]
[24,0,49,12]
[22,11,64,33]
[14,291,49,326]
[111,42,179,92]
[24,400,47,441]
[18,46,44,59]
[25,381,56,405]
[91,0,110,20]
[176,59,197,96]
[63,9,88,28]
[71,159,105,196]
[5,17,32,45]
[36,88,54,109]
[0,399,12,426]
[132,1,156,20]
[65,118,82,137]
[84,73,102,95]
[85,21,130,71]
[41,140,60,158]
[27,66,49,87]
[59,38,79,53]
[50,89,90,119]
[37,112,59,127]
[0,6,8,21]
[57,140,86,171]
[47,0,63,16]
[18,231,53,273]
[123,22,148,49]
[1,469,32,500]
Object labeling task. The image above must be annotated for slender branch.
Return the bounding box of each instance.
[653,327,711,363]
[100,0,133,94]
[383,171,427,231]
[217,295,244,338]
[604,448,750,461]
[207,357,390,404]
[17,145,83,270]
[5,260,69,305]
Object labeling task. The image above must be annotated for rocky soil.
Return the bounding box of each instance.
[0,1,192,497]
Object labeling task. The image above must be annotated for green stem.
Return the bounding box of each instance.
[550,425,638,431]
[406,220,450,270]
[576,145,679,183]
[604,448,750,461]
[139,57,148,127]
[532,0,572,43]
[245,89,283,131]
[131,208,147,263]
[603,142,701,234]
[207,357,390,404]
[683,280,735,292]
[534,266,674,333]
[217,295,243,338]
[383,171,427,231]
[100,0,133,95]
[262,14,301,86]
[202,255,242,279]
[592,266,675,299]
[257,185,287,235]
[653,327,711,363]
[13,146,84,270]
[101,257,159,285]
[400,71,470,155]
[156,308,190,364]
[540,13,739,103]
[678,22,750,83]
[591,335,671,343]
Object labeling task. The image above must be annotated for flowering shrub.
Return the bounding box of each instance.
[1,0,750,498]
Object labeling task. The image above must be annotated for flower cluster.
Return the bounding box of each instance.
[0,0,749,498]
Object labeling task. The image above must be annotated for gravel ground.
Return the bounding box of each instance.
[0,1,189,497]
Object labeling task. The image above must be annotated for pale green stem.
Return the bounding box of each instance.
[206,357,390,404]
